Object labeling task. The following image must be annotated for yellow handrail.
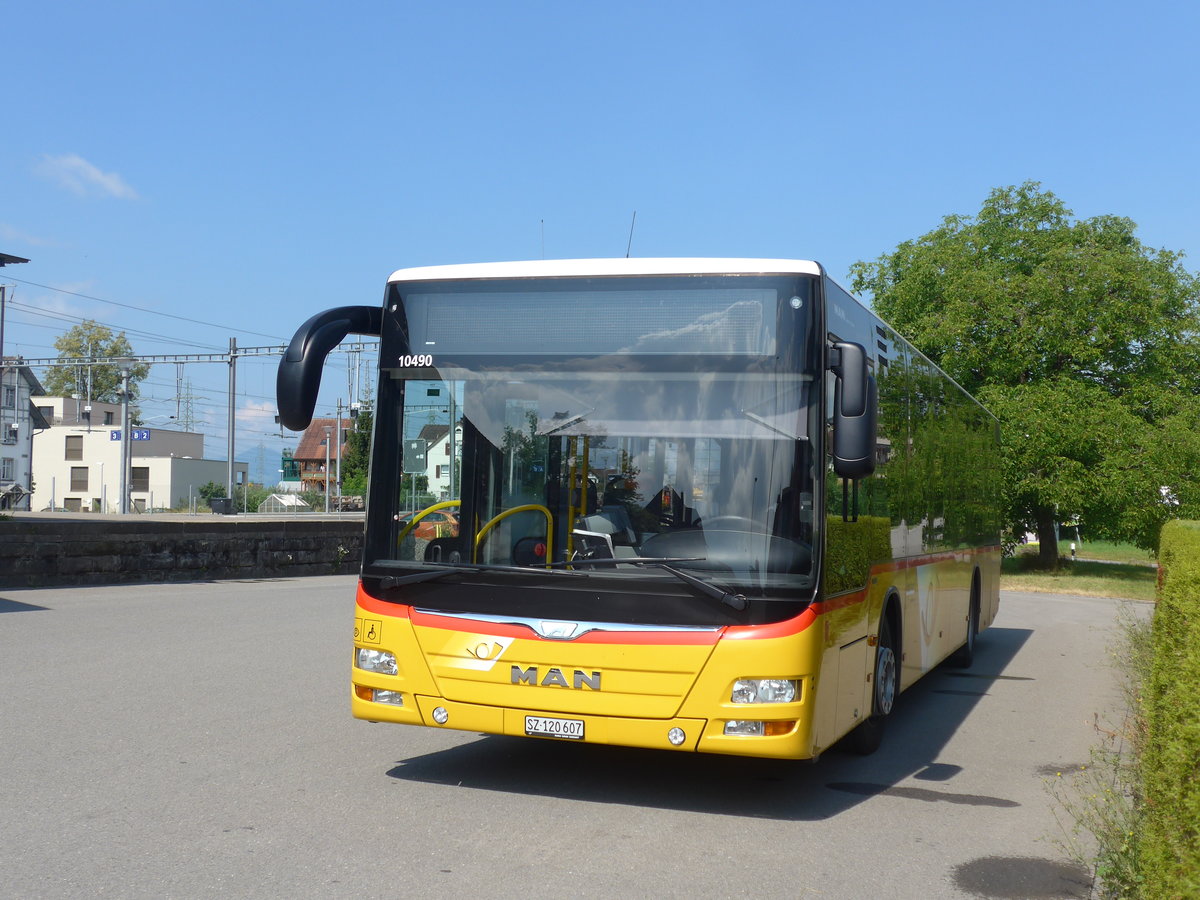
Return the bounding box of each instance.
[474,504,554,567]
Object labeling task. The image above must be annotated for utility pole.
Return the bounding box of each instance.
[118,362,132,514]
[323,424,332,513]
[336,399,343,511]
[0,283,7,372]
[227,337,237,500]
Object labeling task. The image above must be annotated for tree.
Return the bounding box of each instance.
[850,182,1200,563]
[340,404,373,496]
[42,321,150,405]
[197,481,226,501]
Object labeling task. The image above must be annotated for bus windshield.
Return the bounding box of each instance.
[363,273,822,623]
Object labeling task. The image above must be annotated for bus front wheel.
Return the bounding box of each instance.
[847,615,897,755]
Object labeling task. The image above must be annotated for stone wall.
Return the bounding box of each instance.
[0,516,364,588]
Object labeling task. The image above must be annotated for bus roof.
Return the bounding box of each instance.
[387,258,823,283]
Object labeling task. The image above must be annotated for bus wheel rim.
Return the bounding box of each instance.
[876,646,896,716]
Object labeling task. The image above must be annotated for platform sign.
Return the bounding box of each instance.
[403,439,427,474]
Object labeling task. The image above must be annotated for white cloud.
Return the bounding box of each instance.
[237,399,280,435]
[34,153,139,200]
[0,223,56,246]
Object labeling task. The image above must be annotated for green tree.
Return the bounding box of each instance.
[851,182,1200,563]
[340,404,373,496]
[42,321,150,406]
[197,481,226,501]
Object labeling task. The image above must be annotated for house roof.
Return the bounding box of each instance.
[418,423,450,444]
[1,360,45,394]
[29,402,51,430]
[294,417,354,462]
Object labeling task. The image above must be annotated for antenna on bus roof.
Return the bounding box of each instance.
[625,211,637,258]
[540,219,545,259]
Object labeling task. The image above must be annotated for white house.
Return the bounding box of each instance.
[417,422,463,500]
[1,360,49,510]
[30,397,247,512]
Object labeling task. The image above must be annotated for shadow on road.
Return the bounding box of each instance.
[386,625,1032,821]
[0,596,49,613]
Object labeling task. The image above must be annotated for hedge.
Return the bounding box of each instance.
[1140,520,1200,897]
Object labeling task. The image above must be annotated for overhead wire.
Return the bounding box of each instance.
[7,301,229,352]
[2,275,287,341]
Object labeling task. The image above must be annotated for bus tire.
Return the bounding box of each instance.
[847,614,897,755]
[950,575,981,668]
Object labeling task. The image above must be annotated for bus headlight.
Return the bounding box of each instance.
[356,648,397,675]
[731,679,799,704]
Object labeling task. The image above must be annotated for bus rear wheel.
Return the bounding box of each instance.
[847,615,896,755]
[951,579,981,668]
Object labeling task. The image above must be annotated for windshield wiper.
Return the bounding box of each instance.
[375,562,585,589]
[553,557,749,611]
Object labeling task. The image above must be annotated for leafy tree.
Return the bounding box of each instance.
[42,321,150,405]
[197,481,227,501]
[234,483,272,513]
[340,404,373,496]
[851,182,1200,563]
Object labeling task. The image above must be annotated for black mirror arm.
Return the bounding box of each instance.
[276,306,383,431]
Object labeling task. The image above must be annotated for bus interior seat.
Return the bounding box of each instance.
[578,506,637,546]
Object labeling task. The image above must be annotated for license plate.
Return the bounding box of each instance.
[525,715,585,740]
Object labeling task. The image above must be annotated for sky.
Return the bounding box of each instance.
[3,0,1198,484]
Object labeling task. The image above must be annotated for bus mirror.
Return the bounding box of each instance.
[829,340,877,479]
[277,305,383,431]
[829,341,868,417]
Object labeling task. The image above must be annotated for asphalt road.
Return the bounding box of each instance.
[0,577,1147,899]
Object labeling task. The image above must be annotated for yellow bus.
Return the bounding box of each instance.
[278,259,1001,759]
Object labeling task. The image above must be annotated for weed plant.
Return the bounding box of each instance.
[1046,607,1152,898]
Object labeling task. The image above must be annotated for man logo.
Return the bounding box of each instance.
[511,666,601,690]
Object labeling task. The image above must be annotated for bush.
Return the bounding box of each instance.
[1140,520,1200,897]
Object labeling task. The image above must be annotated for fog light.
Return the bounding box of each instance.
[667,727,686,746]
[724,720,765,736]
[356,648,397,675]
[355,684,404,706]
[731,678,799,704]
[432,706,449,724]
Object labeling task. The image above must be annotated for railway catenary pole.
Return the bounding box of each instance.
[17,342,380,510]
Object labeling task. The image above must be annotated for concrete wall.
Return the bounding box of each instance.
[0,515,364,588]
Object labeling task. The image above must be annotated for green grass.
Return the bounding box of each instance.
[1068,540,1156,565]
[1001,556,1158,602]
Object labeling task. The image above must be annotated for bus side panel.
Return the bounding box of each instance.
[980,545,1002,631]
[898,547,1001,690]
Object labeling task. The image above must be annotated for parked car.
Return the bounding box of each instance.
[396,509,459,540]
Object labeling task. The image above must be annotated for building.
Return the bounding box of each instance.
[1,360,50,510]
[294,417,352,496]
[276,448,303,492]
[30,397,247,512]
[417,421,463,500]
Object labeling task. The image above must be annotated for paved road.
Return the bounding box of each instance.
[0,578,1146,899]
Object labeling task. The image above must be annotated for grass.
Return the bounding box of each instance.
[1002,542,1158,602]
[1068,540,1156,566]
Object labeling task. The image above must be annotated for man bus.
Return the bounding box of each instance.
[277,258,1001,759]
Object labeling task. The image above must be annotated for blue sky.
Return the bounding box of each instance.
[3,0,1198,483]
